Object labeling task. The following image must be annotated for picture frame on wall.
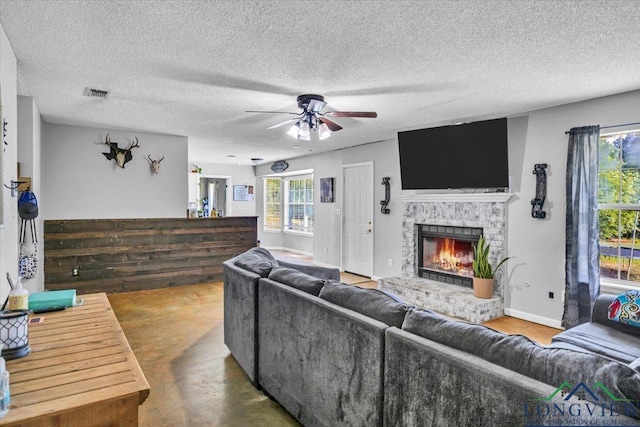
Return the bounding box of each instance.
[233,185,254,201]
[320,178,334,203]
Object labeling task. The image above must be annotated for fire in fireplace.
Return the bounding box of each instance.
[417,225,482,287]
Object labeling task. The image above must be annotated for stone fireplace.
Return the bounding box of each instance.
[379,193,512,323]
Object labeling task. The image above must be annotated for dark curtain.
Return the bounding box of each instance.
[564,125,600,329]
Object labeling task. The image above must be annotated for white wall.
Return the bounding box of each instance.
[17,96,44,292]
[42,124,188,219]
[254,140,403,276]
[506,90,640,327]
[0,24,20,302]
[195,162,256,217]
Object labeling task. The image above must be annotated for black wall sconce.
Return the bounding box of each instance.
[380,177,390,214]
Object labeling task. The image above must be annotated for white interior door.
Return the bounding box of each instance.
[342,163,373,277]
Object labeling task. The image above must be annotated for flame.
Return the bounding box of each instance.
[434,238,460,270]
[422,237,474,277]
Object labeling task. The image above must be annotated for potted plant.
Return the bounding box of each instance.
[472,235,511,299]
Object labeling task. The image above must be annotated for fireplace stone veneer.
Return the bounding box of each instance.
[379,193,511,323]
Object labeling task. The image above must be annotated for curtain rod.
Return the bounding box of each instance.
[564,121,640,134]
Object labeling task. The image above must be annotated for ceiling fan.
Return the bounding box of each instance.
[247,94,377,141]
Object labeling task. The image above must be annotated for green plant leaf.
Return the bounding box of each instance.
[472,235,511,279]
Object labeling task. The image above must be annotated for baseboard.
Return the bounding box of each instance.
[312,260,341,270]
[262,246,313,258]
[263,246,341,270]
[504,308,563,329]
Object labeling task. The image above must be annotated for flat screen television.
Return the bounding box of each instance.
[398,118,509,190]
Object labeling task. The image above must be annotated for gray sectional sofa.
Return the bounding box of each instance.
[223,247,340,386]
[223,247,640,426]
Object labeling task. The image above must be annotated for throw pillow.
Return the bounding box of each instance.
[268,266,326,296]
[608,290,640,329]
[318,280,413,327]
[233,247,279,278]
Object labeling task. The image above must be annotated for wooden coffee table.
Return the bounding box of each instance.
[0,293,149,426]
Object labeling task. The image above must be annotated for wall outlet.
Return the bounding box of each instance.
[548,291,554,299]
[72,267,79,277]
[388,258,393,267]
[324,247,328,254]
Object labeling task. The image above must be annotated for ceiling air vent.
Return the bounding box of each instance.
[85,88,111,98]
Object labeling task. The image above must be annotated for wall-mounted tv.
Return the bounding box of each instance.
[398,118,509,190]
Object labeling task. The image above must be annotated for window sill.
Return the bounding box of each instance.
[262,229,282,233]
[283,229,313,237]
[600,279,639,295]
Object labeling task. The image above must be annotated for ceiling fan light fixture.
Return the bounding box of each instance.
[298,121,311,139]
[318,123,332,140]
[287,123,300,138]
[298,132,311,141]
[253,94,377,141]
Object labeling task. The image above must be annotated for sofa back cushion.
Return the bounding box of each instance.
[233,247,279,278]
[318,280,413,328]
[402,309,640,417]
[276,259,340,281]
[267,266,326,296]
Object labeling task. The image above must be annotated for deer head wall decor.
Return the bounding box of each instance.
[102,133,140,168]
[147,155,165,174]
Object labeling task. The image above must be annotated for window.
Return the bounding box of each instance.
[284,176,314,233]
[598,130,640,284]
[264,178,282,231]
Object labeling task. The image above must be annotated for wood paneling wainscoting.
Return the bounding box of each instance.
[44,217,257,294]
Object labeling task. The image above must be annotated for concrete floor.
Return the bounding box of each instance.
[108,275,560,426]
[109,282,299,427]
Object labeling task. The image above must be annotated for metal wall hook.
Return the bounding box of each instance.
[4,180,26,197]
[531,164,547,219]
[380,177,391,214]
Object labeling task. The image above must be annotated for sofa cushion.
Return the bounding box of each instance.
[233,247,279,278]
[276,259,340,281]
[267,266,326,296]
[318,280,412,328]
[402,309,640,414]
[550,322,640,364]
[608,290,640,329]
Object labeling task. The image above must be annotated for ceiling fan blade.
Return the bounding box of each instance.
[307,98,327,113]
[319,117,343,132]
[267,118,299,129]
[246,110,300,115]
[325,111,377,118]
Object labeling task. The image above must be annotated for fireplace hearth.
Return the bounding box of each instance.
[417,224,482,287]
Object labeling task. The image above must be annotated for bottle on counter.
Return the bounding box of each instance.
[7,276,28,311]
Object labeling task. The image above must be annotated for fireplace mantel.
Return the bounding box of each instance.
[396,193,513,203]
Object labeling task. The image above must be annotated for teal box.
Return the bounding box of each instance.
[28,289,77,311]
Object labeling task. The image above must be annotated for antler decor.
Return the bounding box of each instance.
[147,155,165,174]
[102,134,140,168]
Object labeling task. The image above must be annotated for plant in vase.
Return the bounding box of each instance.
[472,235,511,299]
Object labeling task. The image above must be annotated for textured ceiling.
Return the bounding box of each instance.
[1,1,639,165]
